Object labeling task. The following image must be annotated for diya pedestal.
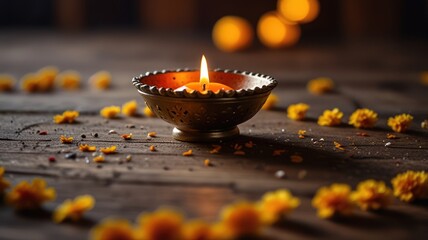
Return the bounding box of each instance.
[132,69,277,142]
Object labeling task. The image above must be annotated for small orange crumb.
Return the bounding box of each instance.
[60,135,73,144]
[100,146,117,154]
[147,132,157,137]
[79,144,96,152]
[307,77,334,95]
[89,71,111,90]
[234,150,245,156]
[386,133,398,139]
[287,103,310,121]
[182,150,193,156]
[121,100,138,116]
[262,93,278,110]
[290,155,303,163]
[356,132,369,137]
[93,155,105,163]
[143,106,156,117]
[298,129,306,139]
[210,145,222,154]
[121,133,133,140]
[56,70,81,90]
[0,74,16,92]
[149,145,156,152]
[272,149,287,156]
[204,159,212,167]
[333,141,345,151]
[244,141,255,148]
[100,106,121,119]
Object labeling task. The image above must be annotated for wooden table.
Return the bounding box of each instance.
[0,31,427,240]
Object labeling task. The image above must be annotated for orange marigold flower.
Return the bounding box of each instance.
[137,208,183,240]
[317,108,343,127]
[182,149,193,156]
[0,74,16,92]
[257,189,300,224]
[391,170,428,202]
[307,77,334,95]
[37,66,59,91]
[100,106,121,119]
[53,110,79,124]
[93,155,105,163]
[100,146,117,154]
[144,106,156,117]
[312,183,353,219]
[0,167,11,193]
[60,135,74,144]
[262,93,278,110]
[351,180,392,211]
[56,70,81,90]
[53,195,95,223]
[79,144,97,152]
[122,100,138,116]
[287,103,309,121]
[220,201,263,237]
[348,108,378,129]
[387,113,413,133]
[6,178,56,210]
[20,73,40,93]
[90,218,138,240]
[89,71,111,90]
[182,220,214,240]
[121,133,133,140]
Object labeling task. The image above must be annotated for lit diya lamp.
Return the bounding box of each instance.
[132,56,277,142]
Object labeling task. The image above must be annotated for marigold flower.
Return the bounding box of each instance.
[0,167,11,193]
[53,195,95,223]
[93,155,105,163]
[388,113,413,133]
[100,106,121,119]
[89,71,111,90]
[348,108,378,129]
[100,145,117,154]
[143,106,156,117]
[122,100,138,116]
[56,70,81,90]
[307,77,334,95]
[351,180,392,211]
[90,218,138,240]
[257,189,300,224]
[137,208,183,240]
[220,201,263,237]
[312,183,353,219]
[121,133,133,140]
[37,66,59,91]
[287,103,309,121]
[20,73,40,93]
[60,135,74,144]
[0,74,16,92]
[79,144,97,152]
[182,220,214,240]
[317,108,343,127]
[6,178,56,210]
[391,170,428,202]
[262,93,278,110]
[53,110,79,124]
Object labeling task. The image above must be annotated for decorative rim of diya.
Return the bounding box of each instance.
[132,68,277,98]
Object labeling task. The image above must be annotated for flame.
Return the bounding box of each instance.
[200,55,209,90]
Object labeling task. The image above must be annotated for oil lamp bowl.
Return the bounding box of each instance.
[132,69,277,142]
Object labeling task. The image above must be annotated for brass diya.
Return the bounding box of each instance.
[132,69,277,142]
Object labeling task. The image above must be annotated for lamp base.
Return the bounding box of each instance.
[172,127,240,142]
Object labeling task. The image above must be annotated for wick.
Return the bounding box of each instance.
[202,83,206,91]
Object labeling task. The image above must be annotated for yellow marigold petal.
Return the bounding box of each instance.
[312,183,353,219]
[100,146,117,154]
[93,155,105,163]
[90,218,138,240]
[137,208,183,240]
[287,103,309,121]
[220,201,263,237]
[89,71,111,90]
[54,110,79,124]
[307,77,334,95]
[100,106,121,119]
[122,100,138,116]
[182,149,193,156]
[317,108,343,127]
[79,144,97,152]
[60,135,74,144]
[387,114,413,133]
[348,108,378,129]
[262,93,278,110]
[56,70,81,90]
[143,106,156,117]
[0,74,16,92]
[391,170,428,202]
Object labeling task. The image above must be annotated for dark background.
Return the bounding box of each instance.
[0,0,427,40]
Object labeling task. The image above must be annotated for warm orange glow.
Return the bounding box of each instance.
[212,16,254,52]
[277,0,319,23]
[175,55,233,93]
[257,11,301,48]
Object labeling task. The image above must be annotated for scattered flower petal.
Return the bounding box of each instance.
[121,133,133,140]
[79,144,97,152]
[334,141,345,151]
[183,150,193,156]
[147,132,157,138]
[54,110,79,124]
[93,155,105,163]
[60,135,74,144]
[100,146,117,154]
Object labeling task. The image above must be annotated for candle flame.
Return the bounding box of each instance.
[200,55,209,91]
